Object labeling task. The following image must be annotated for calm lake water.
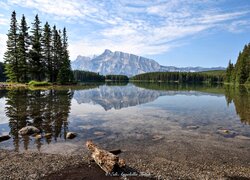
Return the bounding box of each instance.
[0,83,250,165]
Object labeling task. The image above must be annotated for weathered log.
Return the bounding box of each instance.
[86,140,125,174]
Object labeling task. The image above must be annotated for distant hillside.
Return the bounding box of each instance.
[71,49,225,77]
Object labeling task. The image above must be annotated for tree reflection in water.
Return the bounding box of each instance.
[5,89,74,151]
[224,85,250,125]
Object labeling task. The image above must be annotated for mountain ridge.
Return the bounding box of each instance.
[71,49,225,77]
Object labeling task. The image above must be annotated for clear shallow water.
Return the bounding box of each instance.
[0,83,250,153]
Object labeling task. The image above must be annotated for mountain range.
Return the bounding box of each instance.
[71,49,225,77]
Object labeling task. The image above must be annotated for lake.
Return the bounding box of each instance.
[0,83,250,178]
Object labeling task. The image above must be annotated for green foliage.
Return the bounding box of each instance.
[57,28,74,84]
[105,75,129,81]
[42,22,52,82]
[73,70,105,82]
[29,14,44,81]
[4,11,19,82]
[17,15,29,83]
[131,71,224,83]
[0,62,7,82]
[4,11,74,85]
[28,80,51,86]
[226,43,250,85]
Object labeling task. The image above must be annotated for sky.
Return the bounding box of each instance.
[0,0,250,67]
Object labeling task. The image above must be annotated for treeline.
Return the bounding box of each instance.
[73,70,105,82]
[105,75,129,81]
[131,72,224,83]
[4,11,74,84]
[226,43,250,84]
[73,70,129,82]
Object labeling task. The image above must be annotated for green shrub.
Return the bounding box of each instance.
[28,80,51,86]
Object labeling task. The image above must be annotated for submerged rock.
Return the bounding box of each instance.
[35,134,42,140]
[186,126,199,130]
[93,131,106,136]
[66,132,77,139]
[44,133,52,139]
[0,135,11,142]
[18,126,40,135]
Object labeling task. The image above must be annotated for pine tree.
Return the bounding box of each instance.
[29,14,44,81]
[235,45,250,84]
[225,60,234,83]
[51,26,62,82]
[42,22,52,82]
[4,11,19,82]
[57,27,74,84]
[17,14,30,82]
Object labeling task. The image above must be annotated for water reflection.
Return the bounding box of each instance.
[5,89,74,151]
[74,83,225,111]
[0,83,250,152]
[224,85,250,125]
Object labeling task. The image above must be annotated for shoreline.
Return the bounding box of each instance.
[0,149,156,180]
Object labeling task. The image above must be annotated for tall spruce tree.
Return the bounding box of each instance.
[235,45,250,84]
[17,14,29,82]
[42,22,52,82]
[29,14,44,81]
[4,11,19,82]
[57,27,74,84]
[51,26,62,82]
[225,60,234,83]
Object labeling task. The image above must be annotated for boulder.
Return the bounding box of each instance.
[18,126,40,135]
[66,132,77,139]
[0,135,11,142]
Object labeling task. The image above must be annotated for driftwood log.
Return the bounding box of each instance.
[86,140,125,173]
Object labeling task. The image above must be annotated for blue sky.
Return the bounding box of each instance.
[0,0,250,67]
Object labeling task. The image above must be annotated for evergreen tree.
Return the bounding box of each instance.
[17,14,29,82]
[57,27,74,84]
[4,11,19,82]
[234,44,250,84]
[29,14,44,81]
[51,26,63,82]
[42,22,52,82]
[225,60,234,83]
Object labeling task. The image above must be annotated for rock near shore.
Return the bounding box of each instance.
[18,126,40,135]
[0,135,11,142]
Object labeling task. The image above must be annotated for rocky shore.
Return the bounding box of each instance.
[0,149,156,180]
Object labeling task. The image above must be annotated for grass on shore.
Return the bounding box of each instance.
[28,81,52,87]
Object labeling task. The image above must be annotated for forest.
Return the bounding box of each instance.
[3,11,73,84]
[130,71,224,83]
[225,43,250,85]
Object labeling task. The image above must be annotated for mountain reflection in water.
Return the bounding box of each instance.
[0,83,249,151]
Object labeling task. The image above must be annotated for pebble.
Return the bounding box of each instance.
[93,131,105,136]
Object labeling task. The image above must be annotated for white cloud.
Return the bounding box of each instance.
[0,14,8,26]
[3,0,250,60]
[0,34,7,62]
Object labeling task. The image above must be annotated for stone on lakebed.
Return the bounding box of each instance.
[0,135,11,142]
[66,132,77,139]
[18,126,40,135]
